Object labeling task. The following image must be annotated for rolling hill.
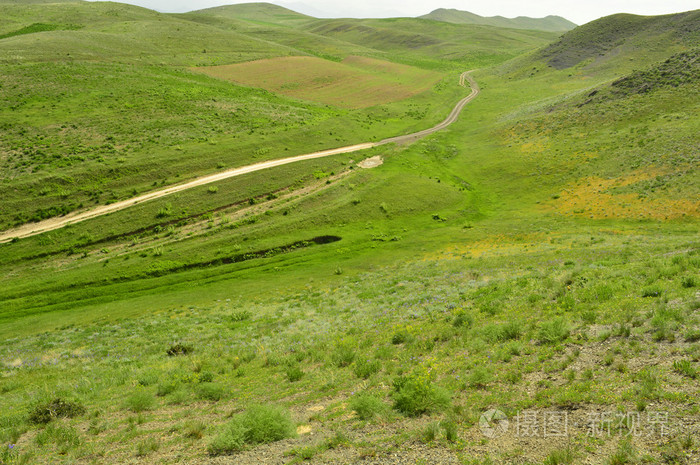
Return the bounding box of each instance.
[539,9,700,70]
[421,8,576,32]
[0,3,698,465]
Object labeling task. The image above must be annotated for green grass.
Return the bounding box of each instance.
[0,3,699,464]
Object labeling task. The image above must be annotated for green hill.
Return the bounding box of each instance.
[539,9,700,71]
[0,4,699,465]
[421,8,576,32]
[192,2,312,24]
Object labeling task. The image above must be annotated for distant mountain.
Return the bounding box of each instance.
[539,9,700,70]
[192,2,312,23]
[420,8,576,32]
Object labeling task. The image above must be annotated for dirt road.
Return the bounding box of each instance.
[0,72,479,243]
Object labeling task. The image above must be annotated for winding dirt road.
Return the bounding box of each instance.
[0,72,479,243]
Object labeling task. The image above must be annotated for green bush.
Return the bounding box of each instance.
[167,343,193,356]
[641,285,663,297]
[353,358,382,379]
[197,383,226,401]
[156,380,180,397]
[28,398,86,424]
[35,424,81,454]
[135,437,160,457]
[392,372,450,417]
[208,405,295,456]
[285,365,304,382]
[125,389,156,412]
[537,318,570,344]
[681,276,697,288]
[331,344,356,367]
[349,393,386,420]
[672,360,698,379]
[467,366,493,389]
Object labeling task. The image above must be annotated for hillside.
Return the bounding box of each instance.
[0,3,699,465]
[539,9,700,70]
[191,2,312,25]
[421,8,576,32]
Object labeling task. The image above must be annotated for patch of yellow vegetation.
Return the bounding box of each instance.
[549,169,700,220]
[193,55,442,109]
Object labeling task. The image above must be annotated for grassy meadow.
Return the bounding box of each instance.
[0,2,699,464]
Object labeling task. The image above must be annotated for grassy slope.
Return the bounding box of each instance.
[420,8,576,32]
[2,1,541,230]
[194,55,443,108]
[538,9,700,72]
[0,5,699,465]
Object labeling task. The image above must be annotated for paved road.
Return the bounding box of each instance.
[0,72,479,243]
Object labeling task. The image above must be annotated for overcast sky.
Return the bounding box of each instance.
[88,0,698,25]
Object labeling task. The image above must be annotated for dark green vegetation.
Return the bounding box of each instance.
[0,2,699,464]
[420,8,577,32]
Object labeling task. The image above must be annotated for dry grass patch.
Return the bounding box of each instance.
[194,55,442,108]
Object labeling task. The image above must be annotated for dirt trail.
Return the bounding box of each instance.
[0,72,479,243]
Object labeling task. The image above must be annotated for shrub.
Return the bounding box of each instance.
[125,389,156,412]
[197,383,226,401]
[285,366,304,382]
[467,366,493,389]
[156,380,178,397]
[135,437,160,457]
[353,358,381,379]
[331,344,356,367]
[392,372,450,417]
[230,310,251,322]
[672,360,698,379]
[544,447,575,465]
[28,398,85,425]
[183,420,207,439]
[452,311,473,328]
[537,318,570,344]
[391,330,410,345]
[167,343,193,356]
[208,405,295,456]
[35,424,81,454]
[641,285,663,297]
[681,276,697,288]
[349,393,386,420]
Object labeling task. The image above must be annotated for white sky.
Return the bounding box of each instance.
[87,0,698,25]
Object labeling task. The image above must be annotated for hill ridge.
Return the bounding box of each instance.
[421,8,576,32]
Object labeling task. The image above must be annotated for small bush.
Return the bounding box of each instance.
[285,366,304,382]
[207,186,219,194]
[353,358,381,379]
[197,383,226,401]
[156,380,179,397]
[681,276,697,288]
[641,285,663,298]
[208,405,295,456]
[391,330,410,345]
[672,360,698,379]
[183,420,206,439]
[35,424,81,454]
[349,393,386,421]
[167,343,193,356]
[537,318,570,344]
[28,398,86,424]
[468,366,493,389]
[230,310,251,322]
[421,422,441,442]
[392,372,451,417]
[544,447,575,465]
[452,311,473,328]
[331,344,356,367]
[685,330,700,342]
[135,437,160,457]
[125,390,156,412]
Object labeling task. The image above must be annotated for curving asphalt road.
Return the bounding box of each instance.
[0,71,479,243]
